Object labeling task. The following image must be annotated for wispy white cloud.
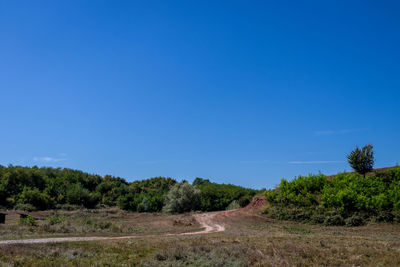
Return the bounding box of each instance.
[33,156,66,162]
[289,160,344,164]
[314,128,368,136]
[240,160,281,164]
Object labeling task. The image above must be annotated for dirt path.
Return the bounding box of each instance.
[172,212,225,236]
[0,212,226,245]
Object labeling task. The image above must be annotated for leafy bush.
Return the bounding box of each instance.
[163,182,201,214]
[238,196,251,207]
[47,213,66,225]
[195,180,258,211]
[226,200,241,210]
[18,187,54,210]
[19,215,38,227]
[266,167,400,226]
[66,184,100,208]
[266,174,327,207]
[117,177,176,212]
[322,173,391,214]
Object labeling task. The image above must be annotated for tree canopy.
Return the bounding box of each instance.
[347,144,374,177]
[0,165,258,213]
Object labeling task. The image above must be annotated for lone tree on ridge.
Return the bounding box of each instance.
[347,144,374,177]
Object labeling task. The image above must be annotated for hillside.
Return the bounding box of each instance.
[326,166,399,180]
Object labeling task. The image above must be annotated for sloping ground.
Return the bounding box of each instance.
[326,166,398,180]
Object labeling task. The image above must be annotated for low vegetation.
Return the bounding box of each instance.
[0,208,201,241]
[1,208,400,266]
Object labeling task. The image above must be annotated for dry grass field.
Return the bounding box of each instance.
[1,204,400,266]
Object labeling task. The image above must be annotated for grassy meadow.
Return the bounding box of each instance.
[1,207,400,266]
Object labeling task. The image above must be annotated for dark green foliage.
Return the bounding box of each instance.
[96,175,129,206]
[195,179,258,211]
[0,165,128,210]
[238,196,251,208]
[19,215,38,227]
[18,186,53,210]
[0,165,257,213]
[117,177,177,212]
[192,177,210,186]
[347,144,374,177]
[266,167,400,225]
[66,183,100,209]
[266,205,314,222]
[266,174,327,207]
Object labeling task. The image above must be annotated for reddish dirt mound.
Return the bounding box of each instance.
[216,195,267,219]
[244,196,266,210]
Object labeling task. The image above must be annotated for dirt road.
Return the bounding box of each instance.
[0,212,225,245]
[173,212,225,236]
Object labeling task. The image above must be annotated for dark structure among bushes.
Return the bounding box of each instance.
[0,213,5,224]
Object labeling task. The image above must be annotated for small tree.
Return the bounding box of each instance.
[163,182,200,214]
[347,144,374,177]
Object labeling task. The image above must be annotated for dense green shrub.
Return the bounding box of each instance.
[66,183,100,208]
[266,174,327,207]
[18,187,54,210]
[117,177,176,212]
[0,165,128,209]
[195,179,258,211]
[163,182,201,214]
[266,167,400,225]
[322,173,392,214]
[238,196,251,207]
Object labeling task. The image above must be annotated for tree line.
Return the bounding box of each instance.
[0,165,258,213]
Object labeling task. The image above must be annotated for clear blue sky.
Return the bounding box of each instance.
[1,1,399,189]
